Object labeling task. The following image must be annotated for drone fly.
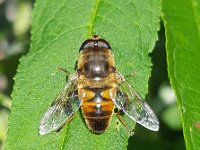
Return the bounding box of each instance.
[39,35,159,135]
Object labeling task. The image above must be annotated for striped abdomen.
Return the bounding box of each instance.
[80,88,114,133]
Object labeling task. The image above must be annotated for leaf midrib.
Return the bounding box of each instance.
[87,0,101,37]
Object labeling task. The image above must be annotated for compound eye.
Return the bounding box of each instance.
[97,40,111,49]
[79,40,94,51]
[79,38,111,51]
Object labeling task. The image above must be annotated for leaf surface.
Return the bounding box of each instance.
[162,0,200,149]
[6,0,161,149]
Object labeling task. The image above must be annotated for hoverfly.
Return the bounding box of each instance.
[39,35,159,135]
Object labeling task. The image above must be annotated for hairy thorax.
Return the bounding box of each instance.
[77,48,117,89]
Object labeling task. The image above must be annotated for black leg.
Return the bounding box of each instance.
[124,72,136,78]
[56,114,75,133]
[115,109,134,136]
[58,67,70,81]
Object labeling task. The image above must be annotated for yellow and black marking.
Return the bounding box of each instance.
[81,88,114,133]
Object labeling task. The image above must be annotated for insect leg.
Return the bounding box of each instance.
[56,113,75,133]
[116,111,134,136]
[124,72,136,78]
[58,67,70,76]
[58,67,70,81]
[116,71,136,84]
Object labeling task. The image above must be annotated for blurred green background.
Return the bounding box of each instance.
[0,0,185,149]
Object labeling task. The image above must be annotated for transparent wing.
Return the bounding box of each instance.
[39,73,81,135]
[111,72,159,131]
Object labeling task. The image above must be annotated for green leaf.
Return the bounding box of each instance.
[162,0,200,149]
[6,0,161,149]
